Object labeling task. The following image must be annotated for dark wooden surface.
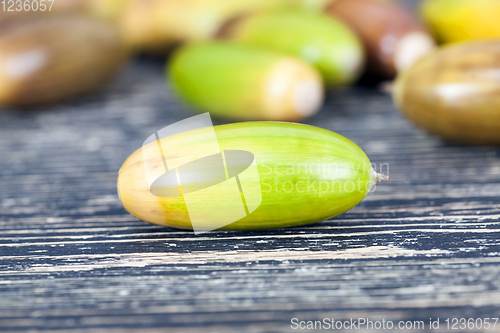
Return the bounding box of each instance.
[1,56,500,333]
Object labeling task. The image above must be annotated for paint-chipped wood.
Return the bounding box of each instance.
[1,54,500,333]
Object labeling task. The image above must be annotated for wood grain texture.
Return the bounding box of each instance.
[1,53,500,333]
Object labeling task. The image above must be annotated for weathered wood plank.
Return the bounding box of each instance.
[1,48,500,332]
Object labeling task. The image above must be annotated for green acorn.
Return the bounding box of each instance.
[169,42,324,121]
[220,9,364,88]
[118,122,387,231]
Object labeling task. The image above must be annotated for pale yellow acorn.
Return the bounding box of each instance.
[118,0,321,54]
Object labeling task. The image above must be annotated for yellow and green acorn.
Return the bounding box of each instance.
[118,122,387,231]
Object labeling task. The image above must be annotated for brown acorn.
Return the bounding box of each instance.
[326,0,436,78]
[0,14,129,107]
[393,41,500,145]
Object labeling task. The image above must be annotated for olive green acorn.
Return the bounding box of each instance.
[393,40,500,145]
[169,42,324,121]
[117,122,387,231]
[220,9,365,87]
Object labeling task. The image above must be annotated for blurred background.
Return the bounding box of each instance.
[1,0,499,135]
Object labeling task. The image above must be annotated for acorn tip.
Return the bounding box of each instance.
[377,173,390,183]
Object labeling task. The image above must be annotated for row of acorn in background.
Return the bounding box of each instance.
[0,0,428,109]
[169,0,436,122]
[0,0,499,145]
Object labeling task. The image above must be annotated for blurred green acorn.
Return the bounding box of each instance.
[421,0,500,44]
[169,42,324,121]
[219,9,365,88]
[49,0,133,19]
